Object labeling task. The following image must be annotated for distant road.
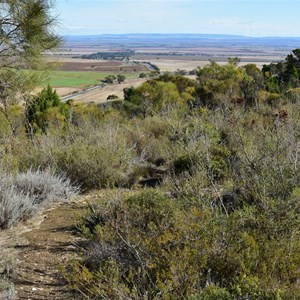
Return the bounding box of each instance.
[61,84,106,102]
[60,78,146,104]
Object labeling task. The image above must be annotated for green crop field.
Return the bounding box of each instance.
[42,71,141,87]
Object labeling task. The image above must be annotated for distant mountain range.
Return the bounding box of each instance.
[63,34,300,49]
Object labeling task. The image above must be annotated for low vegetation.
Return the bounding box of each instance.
[1,41,300,298]
[0,169,78,229]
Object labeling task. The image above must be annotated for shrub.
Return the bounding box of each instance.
[65,190,204,299]
[191,285,232,300]
[265,92,282,107]
[106,94,119,100]
[139,72,148,78]
[0,169,78,229]
[286,87,300,103]
[0,281,15,300]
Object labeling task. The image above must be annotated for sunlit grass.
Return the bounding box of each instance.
[42,71,141,87]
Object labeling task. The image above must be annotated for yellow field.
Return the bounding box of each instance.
[72,78,146,104]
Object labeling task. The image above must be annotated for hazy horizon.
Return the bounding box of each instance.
[62,33,300,39]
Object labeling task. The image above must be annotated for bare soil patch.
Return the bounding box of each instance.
[0,197,88,299]
[0,190,131,300]
[73,78,146,104]
[33,87,82,97]
[9,199,87,300]
[53,87,82,97]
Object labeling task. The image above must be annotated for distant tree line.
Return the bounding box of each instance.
[263,49,300,92]
[80,50,135,60]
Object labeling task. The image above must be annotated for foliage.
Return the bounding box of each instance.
[139,72,148,78]
[0,0,60,70]
[123,74,194,117]
[81,50,134,60]
[195,61,265,109]
[0,169,78,229]
[26,85,70,133]
[103,75,117,84]
[65,176,300,298]
[2,48,300,298]
[262,49,300,92]
[0,0,60,112]
[117,74,126,84]
[107,94,119,100]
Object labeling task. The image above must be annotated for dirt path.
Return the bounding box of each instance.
[0,195,94,300]
[0,190,131,300]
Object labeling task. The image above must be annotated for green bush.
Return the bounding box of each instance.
[191,285,232,300]
[65,182,300,299]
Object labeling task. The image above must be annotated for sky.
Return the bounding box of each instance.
[54,0,300,37]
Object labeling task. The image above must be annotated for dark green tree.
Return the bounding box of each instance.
[103,75,116,84]
[117,74,126,84]
[262,49,300,91]
[26,85,70,133]
[0,0,60,132]
[139,72,148,78]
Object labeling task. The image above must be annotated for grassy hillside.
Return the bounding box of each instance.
[2,51,300,299]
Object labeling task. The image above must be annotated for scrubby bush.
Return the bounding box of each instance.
[65,184,300,299]
[286,87,300,103]
[65,190,201,299]
[191,285,232,300]
[0,169,78,229]
[106,94,119,100]
[2,56,300,298]
[0,281,15,300]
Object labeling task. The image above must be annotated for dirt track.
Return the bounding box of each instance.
[8,199,87,300]
[0,190,130,300]
[0,197,90,299]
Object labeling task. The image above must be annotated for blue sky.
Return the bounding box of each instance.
[54,0,300,37]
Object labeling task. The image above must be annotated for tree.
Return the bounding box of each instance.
[103,75,116,84]
[262,49,300,91]
[117,74,126,84]
[0,0,60,70]
[123,80,184,117]
[174,69,187,76]
[228,57,241,66]
[139,72,148,78]
[283,50,300,88]
[0,0,60,131]
[107,94,119,100]
[195,62,245,109]
[240,64,264,108]
[26,85,70,133]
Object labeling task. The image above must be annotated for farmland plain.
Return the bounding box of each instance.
[40,58,147,98]
[43,34,299,101]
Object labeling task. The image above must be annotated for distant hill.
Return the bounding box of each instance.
[63,33,300,48]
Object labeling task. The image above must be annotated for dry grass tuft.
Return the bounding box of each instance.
[0,169,78,229]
